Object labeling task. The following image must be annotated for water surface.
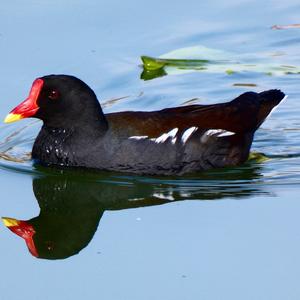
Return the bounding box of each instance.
[0,1,300,299]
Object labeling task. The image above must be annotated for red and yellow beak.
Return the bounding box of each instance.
[4,78,44,123]
[2,217,38,257]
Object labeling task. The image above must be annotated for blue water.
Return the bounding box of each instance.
[1,1,300,299]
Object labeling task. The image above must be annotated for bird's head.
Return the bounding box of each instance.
[4,75,106,129]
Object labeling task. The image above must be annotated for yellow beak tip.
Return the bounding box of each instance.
[2,217,19,227]
[4,113,22,123]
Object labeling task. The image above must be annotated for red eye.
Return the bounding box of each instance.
[48,90,60,100]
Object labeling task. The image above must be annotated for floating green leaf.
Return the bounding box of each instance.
[141,55,210,71]
[141,56,166,70]
[248,152,269,163]
[140,45,300,80]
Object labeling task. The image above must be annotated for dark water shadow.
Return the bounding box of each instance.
[2,162,269,260]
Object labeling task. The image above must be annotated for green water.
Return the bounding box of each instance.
[0,0,300,299]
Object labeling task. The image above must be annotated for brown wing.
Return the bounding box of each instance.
[105,90,284,138]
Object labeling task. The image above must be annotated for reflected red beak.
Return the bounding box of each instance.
[2,217,38,257]
[4,78,44,123]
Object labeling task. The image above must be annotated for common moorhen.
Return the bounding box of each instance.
[4,75,285,175]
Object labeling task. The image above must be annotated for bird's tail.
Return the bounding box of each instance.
[257,89,286,127]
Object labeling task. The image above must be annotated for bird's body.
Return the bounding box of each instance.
[5,75,286,175]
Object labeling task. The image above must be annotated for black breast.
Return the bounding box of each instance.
[32,126,76,166]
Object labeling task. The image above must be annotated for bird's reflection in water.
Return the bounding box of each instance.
[2,162,268,260]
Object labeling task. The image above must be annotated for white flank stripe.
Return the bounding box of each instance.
[217,130,235,137]
[129,135,148,140]
[201,129,235,143]
[153,128,178,143]
[205,129,235,137]
[205,129,223,136]
[181,126,198,144]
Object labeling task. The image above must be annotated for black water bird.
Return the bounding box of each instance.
[4,75,286,175]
